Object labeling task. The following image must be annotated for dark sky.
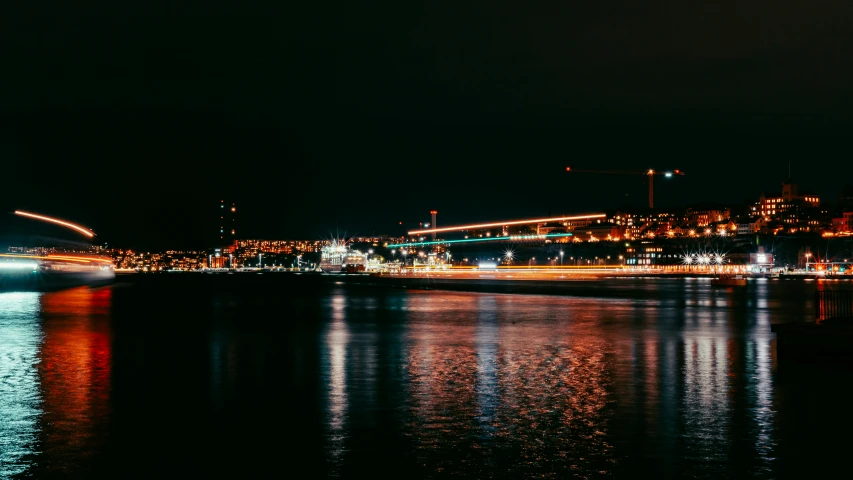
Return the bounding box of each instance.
[2,2,852,250]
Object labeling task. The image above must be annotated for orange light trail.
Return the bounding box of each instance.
[48,255,112,263]
[492,265,622,269]
[406,265,621,270]
[407,213,606,235]
[14,211,95,237]
[0,254,88,263]
[0,253,112,264]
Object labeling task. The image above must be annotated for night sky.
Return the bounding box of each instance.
[2,2,852,250]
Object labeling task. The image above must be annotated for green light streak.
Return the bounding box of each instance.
[387,233,573,248]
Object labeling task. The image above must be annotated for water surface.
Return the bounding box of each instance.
[1,276,850,479]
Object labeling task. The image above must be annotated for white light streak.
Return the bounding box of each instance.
[0,262,38,270]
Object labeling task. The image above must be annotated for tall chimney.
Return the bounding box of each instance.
[430,210,437,240]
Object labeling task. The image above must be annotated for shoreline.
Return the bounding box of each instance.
[103,270,853,299]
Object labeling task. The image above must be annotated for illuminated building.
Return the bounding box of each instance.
[236,239,326,255]
[536,222,569,235]
[832,212,853,234]
[623,238,751,270]
[623,242,679,266]
[755,179,820,221]
[736,222,756,235]
[572,222,625,242]
[748,247,775,272]
[686,205,731,227]
[607,210,688,238]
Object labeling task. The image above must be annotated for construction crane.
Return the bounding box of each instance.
[565,167,684,210]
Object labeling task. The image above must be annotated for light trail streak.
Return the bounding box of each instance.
[403,265,622,270]
[47,255,112,263]
[388,233,573,248]
[0,262,38,270]
[14,211,95,238]
[493,265,622,269]
[0,254,112,264]
[407,213,606,235]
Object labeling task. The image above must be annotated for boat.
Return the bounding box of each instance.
[317,240,367,273]
[1,254,115,292]
[1,211,115,291]
[711,273,747,286]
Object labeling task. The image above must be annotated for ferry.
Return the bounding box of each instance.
[1,253,115,291]
[317,240,368,273]
[2,211,115,291]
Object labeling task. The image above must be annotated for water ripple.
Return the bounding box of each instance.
[0,292,43,479]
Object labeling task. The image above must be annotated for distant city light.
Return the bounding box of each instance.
[407,213,606,235]
[387,232,574,248]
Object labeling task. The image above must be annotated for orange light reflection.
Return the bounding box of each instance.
[35,287,112,477]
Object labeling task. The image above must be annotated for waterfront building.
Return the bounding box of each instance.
[622,237,752,273]
[573,222,625,242]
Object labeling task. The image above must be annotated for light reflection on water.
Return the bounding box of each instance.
[0,287,112,479]
[3,278,851,478]
[36,287,112,477]
[324,292,350,474]
[0,292,42,479]
[315,281,818,478]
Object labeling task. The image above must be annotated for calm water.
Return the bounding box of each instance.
[1,276,851,479]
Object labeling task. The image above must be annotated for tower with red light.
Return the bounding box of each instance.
[213,200,237,267]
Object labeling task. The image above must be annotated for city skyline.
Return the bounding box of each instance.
[2,176,852,252]
[2,3,853,250]
[4,5,853,480]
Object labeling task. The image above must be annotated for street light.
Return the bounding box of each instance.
[805,252,812,271]
[560,250,564,266]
